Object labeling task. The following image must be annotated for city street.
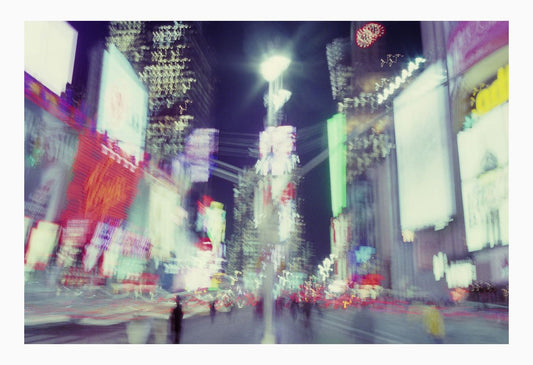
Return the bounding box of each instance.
[25,302,508,344]
[20,20,515,361]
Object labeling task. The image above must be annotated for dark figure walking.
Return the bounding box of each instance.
[354,304,375,344]
[275,297,284,318]
[290,297,299,321]
[302,299,313,340]
[255,297,264,321]
[210,300,217,324]
[302,300,312,327]
[170,296,183,344]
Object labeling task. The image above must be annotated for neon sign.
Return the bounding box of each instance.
[327,114,347,217]
[62,132,142,224]
[256,125,298,176]
[97,44,148,165]
[85,158,130,220]
[355,23,385,48]
[185,128,219,182]
[472,64,509,116]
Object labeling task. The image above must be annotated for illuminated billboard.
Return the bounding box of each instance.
[97,44,148,165]
[61,131,143,224]
[457,103,508,252]
[147,181,181,260]
[327,113,347,218]
[24,97,79,222]
[447,21,508,79]
[256,125,298,176]
[24,21,78,97]
[355,246,375,264]
[393,61,455,231]
[205,201,226,250]
[25,221,61,271]
[196,196,226,253]
[185,128,219,182]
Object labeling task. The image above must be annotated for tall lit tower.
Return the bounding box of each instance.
[106,21,216,167]
[256,53,299,344]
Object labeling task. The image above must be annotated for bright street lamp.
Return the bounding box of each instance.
[261,55,291,128]
[260,55,291,82]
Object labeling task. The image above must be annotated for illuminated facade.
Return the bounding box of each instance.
[107,21,216,167]
[447,22,509,293]
[227,165,308,290]
[104,21,218,290]
[326,21,509,301]
[226,167,261,282]
[327,113,347,218]
[326,22,424,288]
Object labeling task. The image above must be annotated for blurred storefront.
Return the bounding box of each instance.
[390,21,509,299]
[327,21,509,302]
[446,22,509,294]
[330,212,351,281]
[24,73,85,272]
[54,129,145,280]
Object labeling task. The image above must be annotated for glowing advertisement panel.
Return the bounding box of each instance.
[61,132,143,224]
[185,128,219,182]
[327,114,347,218]
[446,21,508,78]
[25,221,60,271]
[147,182,180,260]
[256,125,297,176]
[206,202,226,252]
[278,199,295,242]
[24,98,79,222]
[457,103,508,252]
[393,61,455,231]
[97,44,148,165]
[83,222,116,272]
[24,21,78,97]
[355,246,375,264]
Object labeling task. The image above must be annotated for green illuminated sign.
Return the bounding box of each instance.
[327,113,347,217]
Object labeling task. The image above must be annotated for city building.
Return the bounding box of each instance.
[106,21,216,170]
[326,21,508,302]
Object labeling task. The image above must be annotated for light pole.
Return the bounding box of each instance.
[258,54,290,344]
[260,55,291,128]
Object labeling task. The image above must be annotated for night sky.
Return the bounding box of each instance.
[68,21,352,266]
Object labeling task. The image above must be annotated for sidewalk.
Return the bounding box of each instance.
[24,280,211,327]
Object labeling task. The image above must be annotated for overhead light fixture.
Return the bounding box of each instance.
[260,55,291,82]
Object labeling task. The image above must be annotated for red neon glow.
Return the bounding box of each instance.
[61,130,142,225]
[197,195,214,215]
[356,23,386,48]
[360,273,384,286]
[280,182,295,204]
[195,237,213,251]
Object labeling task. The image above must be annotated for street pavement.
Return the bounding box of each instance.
[24,280,509,344]
[24,304,508,344]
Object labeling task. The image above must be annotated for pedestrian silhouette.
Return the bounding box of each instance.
[422,303,445,343]
[354,303,375,343]
[255,297,264,321]
[275,297,283,317]
[170,296,183,344]
[290,296,299,321]
[302,299,313,341]
[302,299,312,326]
[210,300,217,324]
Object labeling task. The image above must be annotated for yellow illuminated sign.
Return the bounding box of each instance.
[472,64,508,116]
